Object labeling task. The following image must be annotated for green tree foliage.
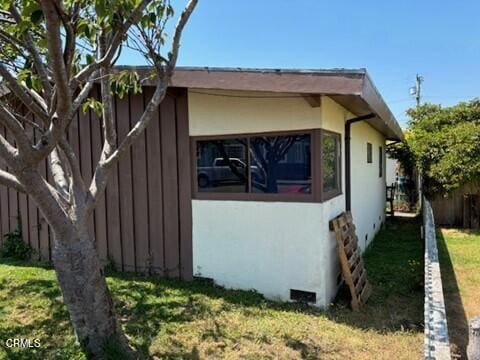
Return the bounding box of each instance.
[389,100,480,198]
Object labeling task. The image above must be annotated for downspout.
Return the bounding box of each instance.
[345,113,376,211]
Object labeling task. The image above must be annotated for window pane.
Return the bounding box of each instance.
[196,139,248,193]
[249,134,311,194]
[367,142,372,163]
[322,134,339,193]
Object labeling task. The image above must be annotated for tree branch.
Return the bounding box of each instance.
[8,5,53,100]
[48,147,70,197]
[55,2,76,77]
[0,169,24,193]
[86,0,198,210]
[99,35,116,159]
[40,0,71,116]
[70,0,152,92]
[106,0,198,166]
[164,0,198,75]
[71,70,99,115]
[59,136,86,195]
[0,63,49,123]
[0,126,19,167]
[0,103,34,157]
[87,80,167,210]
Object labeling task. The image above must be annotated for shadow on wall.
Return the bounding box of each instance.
[436,230,469,359]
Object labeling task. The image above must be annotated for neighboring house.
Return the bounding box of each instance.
[0,67,403,307]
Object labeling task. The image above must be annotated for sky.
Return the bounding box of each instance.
[119,0,480,128]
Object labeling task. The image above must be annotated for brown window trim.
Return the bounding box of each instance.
[191,128,342,203]
[320,130,342,201]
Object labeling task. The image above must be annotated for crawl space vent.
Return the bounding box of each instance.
[290,289,316,303]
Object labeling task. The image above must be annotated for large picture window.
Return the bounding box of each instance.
[192,129,341,202]
[249,134,311,194]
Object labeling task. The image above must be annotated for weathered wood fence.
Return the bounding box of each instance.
[431,183,480,228]
[424,197,451,359]
[0,87,193,279]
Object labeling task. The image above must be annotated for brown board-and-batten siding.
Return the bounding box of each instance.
[0,87,193,280]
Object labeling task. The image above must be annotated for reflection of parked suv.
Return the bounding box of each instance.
[197,158,260,188]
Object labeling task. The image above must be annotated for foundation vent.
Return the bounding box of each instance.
[290,289,316,303]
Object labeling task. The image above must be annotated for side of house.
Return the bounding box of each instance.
[350,121,387,250]
[0,67,402,308]
[189,90,388,306]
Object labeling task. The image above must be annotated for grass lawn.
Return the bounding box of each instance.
[438,228,480,359]
[0,217,423,359]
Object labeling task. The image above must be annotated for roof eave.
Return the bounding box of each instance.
[1,66,404,141]
[168,67,403,141]
[360,72,404,141]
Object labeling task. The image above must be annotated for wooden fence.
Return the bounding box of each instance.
[0,87,193,279]
[431,183,480,228]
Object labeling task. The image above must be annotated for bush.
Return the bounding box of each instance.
[1,228,32,260]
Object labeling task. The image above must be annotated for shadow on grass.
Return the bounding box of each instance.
[327,216,425,333]
[436,230,469,358]
[0,278,77,360]
[0,216,425,358]
[107,271,322,357]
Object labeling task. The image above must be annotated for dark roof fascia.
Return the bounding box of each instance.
[0,66,404,141]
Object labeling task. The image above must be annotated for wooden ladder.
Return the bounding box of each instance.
[329,211,372,311]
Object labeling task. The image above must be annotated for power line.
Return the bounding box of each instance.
[423,95,480,100]
[388,97,415,104]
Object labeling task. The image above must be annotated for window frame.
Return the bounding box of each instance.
[378,145,383,178]
[320,130,342,201]
[191,129,342,203]
[367,142,373,163]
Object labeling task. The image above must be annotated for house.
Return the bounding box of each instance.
[0,67,403,307]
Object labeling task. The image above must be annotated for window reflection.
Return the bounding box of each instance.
[196,139,248,192]
[322,134,339,193]
[249,135,311,194]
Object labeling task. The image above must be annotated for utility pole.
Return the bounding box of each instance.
[410,74,424,210]
[411,74,424,107]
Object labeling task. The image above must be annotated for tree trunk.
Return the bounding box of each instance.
[51,224,132,358]
[15,168,133,358]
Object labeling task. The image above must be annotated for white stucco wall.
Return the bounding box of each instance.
[192,200,343,306]
[350,121,387,250]
[386,156,397,186]
[188,89,386,307]
[188,89,323,136]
